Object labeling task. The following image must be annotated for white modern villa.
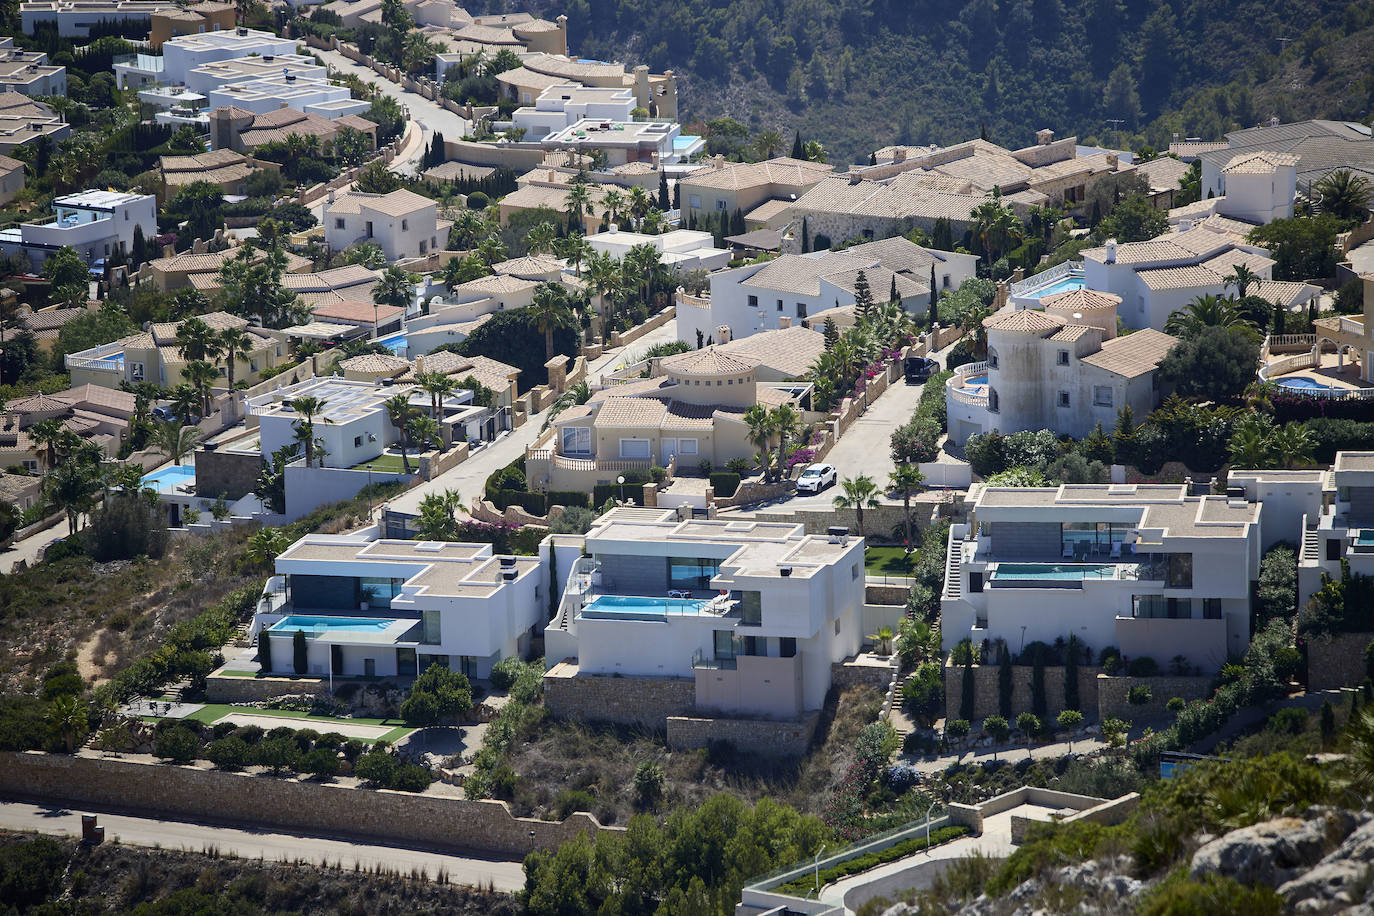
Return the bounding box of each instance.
[0,189,157,267]
[1287,452,1374,603]
[253,532,542,679]
[941,483,1261,672]
[545,508,867,720]
[945,289,1178,444]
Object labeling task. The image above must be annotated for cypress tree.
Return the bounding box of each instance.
[1064,635,1080,712]
[998,647,1013,719]
[1031,645,1047,719]
[658,170,670,210]
[131,224,146,269]
[1090,198,1102,227]
[731,207,745,236]
[292,629,308,675]
[869,151,877,166]
[791,130,803,159]
[929,264,938,326]
[960,658,976,722]
[889,273,899,305]
[673,181,681,209]
[801,219,809,253]
[258,631,273,673]
[1308,298,1318,327]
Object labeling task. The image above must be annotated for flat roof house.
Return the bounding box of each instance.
[183,53,326,95]
[545,507,867,722]
[255,531,542,679]
[942,483,1261,673]
[0,189,156,269]
[945,292,1178,444]
[540,117,700,167]
[324,187,442,261]
[0,93,71,153]
[207,73,370,118]
[21,0,178,36]
[1289,450,1374,604]
[586,225,730,273]
[161,27,298,87]
[492,52,675,120]
[512,83,635,141]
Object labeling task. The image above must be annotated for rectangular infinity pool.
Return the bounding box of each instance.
[993,562,1117,584]
[1358,530,1374,546]
[580,595,711,621]
[270,615,394,633]
[1021,273,1087,300]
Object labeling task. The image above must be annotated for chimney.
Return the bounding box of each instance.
[716,325,731,344]
[607,223,618,234]
[892,148,906,164]
[778,316,791,329]
[1036,128,1054,146]
[1104,239,1117,264]
[415,354,425,374]
[327,189,335,204]
[713,154,724,169]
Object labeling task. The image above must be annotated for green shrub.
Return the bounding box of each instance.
[946,718,970,739]
[1136,871,1283,916]
[1128,685,1152,705]
[489,656,524,691]
[987,820,1124,896]
[1166,696,1186,713]
[774,826,968,894]
[546,490,591,509]
[555,788,597,819]
[299,747,341,779]
[708,471,741,497]
[252,735,300,774]
[491,489,547,515]
[153,726,201,763]
[1127,655,1159,677]
[400,664,473,725]
[204,735,250,770]
[353,748,396,785]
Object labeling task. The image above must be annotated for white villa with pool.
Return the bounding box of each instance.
[253,532,542,679]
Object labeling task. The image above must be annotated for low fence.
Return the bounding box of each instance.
[607,305,676,350]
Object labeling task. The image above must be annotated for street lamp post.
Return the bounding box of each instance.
[617,474,625,502]
[813,844,827,895]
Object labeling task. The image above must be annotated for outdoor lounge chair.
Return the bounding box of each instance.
[1110,541,1123,560]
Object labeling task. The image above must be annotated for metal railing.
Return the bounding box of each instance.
[1009,259,1082,296]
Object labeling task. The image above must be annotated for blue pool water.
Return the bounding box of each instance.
[1358,530,1374,546]
[141,464,195,491]
[581,594,710,620]
[376,333,408,355]
[93,354,124,366]
[1279,377,1332,390]
[1021,273,1087,300]
[963,374,988,387]
[674,135,700,151]
[994,563,1117,581]
[271,615,393,633]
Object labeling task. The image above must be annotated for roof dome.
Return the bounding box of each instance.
[1039,288,1122,312]
[982,309,1066,334]
[661,347,759,377]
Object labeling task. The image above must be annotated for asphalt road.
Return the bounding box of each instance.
[0,798,526,891]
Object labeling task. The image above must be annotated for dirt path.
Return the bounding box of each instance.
[75,631,111,686]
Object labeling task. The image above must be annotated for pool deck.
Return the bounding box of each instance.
[1275,352,1373,391]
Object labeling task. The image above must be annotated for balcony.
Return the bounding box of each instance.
[946,361,989,408]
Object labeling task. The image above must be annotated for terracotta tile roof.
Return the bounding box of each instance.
[281,265,380,291]
[329,188,436,219]
[0,472,40,503]
[492,254,561,278]
[6,392,74,414]
[452,273,539,295]
[311,300,404,325]
[1168,140,1228,159]
[983,309,1066,334]
[587,376,672,404]
[1136,156,1192,192]
[60,383,135,414]
[424,161,495,182]
[551,404,596,426]
[823,266,928,301]
[660,402,719,430]
[340,353,410,374]
[754,386,799,408]
[449,354,521,391]
[661,347,759,376]
[1039,288,1122,312]
[593,395,667,428]
[118,331,156,349]
[161,149,246,172]
[683,157,833,192]
[612,161,657,176]
[1048,325,1096,342]
[718,325,826,379]
[0,153,24,173]
[1260,280,1322,307]
[19,307,85,333]
[1080,329,1178,378]
[740,252,872,296]
[1136,265,1229,291]
[1200,249,1275,276]
[1222,151,1300,174]
[1197,214,1259,236]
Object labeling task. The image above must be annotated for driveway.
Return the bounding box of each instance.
[313,46,470,175]
[0,799,525,891]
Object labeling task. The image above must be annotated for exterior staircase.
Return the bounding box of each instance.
[1301,524,1320,563]
[942,527,964,600]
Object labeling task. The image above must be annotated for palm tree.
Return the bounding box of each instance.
[170,384,202,424]
[372,265,416,311]
[743,404,776,479]
[626,186,652,228]
[1226,414,1275,468]
[450,210,489,249]
[246,527,289,569]
[1312,169,1373,223]
[888,464,927,548]
[625,243,663,309]
[1346,705,1374,795]
[564,182,592,231]
[867,625,895,655]
[43,459,100,536]
[553,232,592,277]
[181,359,219,418]
[833,474,881,539]
[415,488,462,540]
[29,418,68,471]
[600,189,625,226]
[289,395,326,468]
[525,221,557,255]
[401,31,440,74]
[754,128,784,160]
[176,317,220,364]
[418,370,457,422]
[769,403,800,475]
[151,419,201,465]
[384,393,419,473]
[1222,263,1262,300]
[475,234,507,266]
[971,195,1016,263]
[1163,295,1256,339]
[530,282,575,364]
[218,326,254,391]
[408,415,442,455]
[585,251,622,335]
[47,694,88,753]
[545,381,592,428]
[1271,423,1315,469]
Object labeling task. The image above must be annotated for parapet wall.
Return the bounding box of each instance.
[204,673,330,703]
[0,751,618,857]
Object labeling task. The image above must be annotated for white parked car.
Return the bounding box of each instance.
[795,463,837,493]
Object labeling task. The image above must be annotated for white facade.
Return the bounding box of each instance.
[688,237,977,346]
[249,377,433,471]
[257,532,542,680]
[207,74,369,118]
[162,28,297,87]
[0,189,156,268]
[547,509,866,719]
[324,188,440,261]
[21,0,174,36]
[1198,151,1299,223]
[587,226,731,273]
[1227,467,1326,551]
[942,484,1261,673]
[0,61,66,97]
[183,53,327,95]
[114,52,164,89]
[541,117,701,166]
[1295,452,1374,604]
[513,83,635,140]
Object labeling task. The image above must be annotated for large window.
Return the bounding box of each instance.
[1093,386,1114,407]
[739,591,761,625]
[1061,522,1130,557]
[561,426,591,456]
[422,610,441,644]
[1166,553,1193,589]
[669,557,721,591]
[1134,595,1193,618]
[620,438,650,459]
[360,576,402,609]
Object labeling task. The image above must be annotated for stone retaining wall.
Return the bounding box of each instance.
[0,751,617,856]
[830,660,896,692]
[866,585,909,605]
[666,711,820,757]
[943,662,1103,721]
[1096,674,1213,722]
[204,674,330,703]
[543,663,695,729]
[1307,632,1374,691]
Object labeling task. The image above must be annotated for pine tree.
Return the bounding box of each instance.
[853,270,875,321]
[1113,405,1138,467]
[791,130,803,159]
[658,170,670,210]
[822,317,840,349]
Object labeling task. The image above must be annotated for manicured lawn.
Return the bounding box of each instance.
[180,704,408,731]
[350,454,411,473]
[865,546,918,576]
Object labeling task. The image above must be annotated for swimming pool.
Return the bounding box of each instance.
[376,333,408,356]
[1020,273,1087,300]
[1278,377,1333,390]
[962,374,988,387]
[141,464,196,491]
[993,562,1117,585]
[1357,530,1374,546]
[580,594,710,621]
[270,615,394,634]
[674,135,701,151]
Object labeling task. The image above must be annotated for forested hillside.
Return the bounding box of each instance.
[474,0,1374,164]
